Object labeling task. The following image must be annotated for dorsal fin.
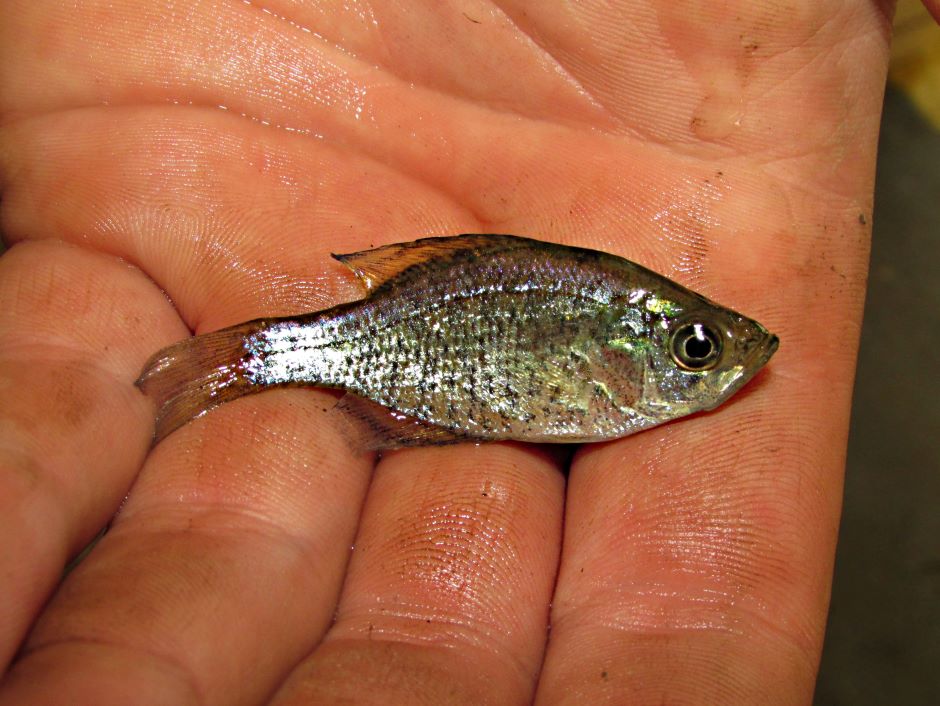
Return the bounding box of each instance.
[331,234,527,293]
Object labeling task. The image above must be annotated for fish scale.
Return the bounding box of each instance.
[318,270,625,438]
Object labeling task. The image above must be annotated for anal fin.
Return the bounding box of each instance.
[330,394,473,452]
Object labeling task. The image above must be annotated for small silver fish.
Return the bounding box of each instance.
[137,234,778,449]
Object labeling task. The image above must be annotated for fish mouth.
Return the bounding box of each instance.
[705,332,779,411]
[750,332,779,369]
[735,331,779,388]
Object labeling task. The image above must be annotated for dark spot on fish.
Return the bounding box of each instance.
[858,213,867,225]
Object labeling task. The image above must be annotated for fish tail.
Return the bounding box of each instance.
[136,321,267,444]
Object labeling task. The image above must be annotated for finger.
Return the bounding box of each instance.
[0,81,460,698]
[0,107,475,332]
[0,383,375,705]
[0,240,184,670]
[537,389,840,703]
[2,112,382,699]
[536,198,870,703]
[271,444,565,705]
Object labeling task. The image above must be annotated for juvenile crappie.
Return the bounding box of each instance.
[137,234,778,449]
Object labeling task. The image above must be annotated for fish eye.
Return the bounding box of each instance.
[669,322,722,371]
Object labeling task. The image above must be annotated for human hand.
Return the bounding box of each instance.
[0,2,892,703]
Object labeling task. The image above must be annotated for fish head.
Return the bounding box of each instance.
[630,297,779,421]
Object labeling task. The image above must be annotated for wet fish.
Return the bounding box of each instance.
[137,234,778,449]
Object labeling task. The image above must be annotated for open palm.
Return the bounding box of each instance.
[0,2,894,703]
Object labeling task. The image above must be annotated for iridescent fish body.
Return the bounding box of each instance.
[137,234,778,449]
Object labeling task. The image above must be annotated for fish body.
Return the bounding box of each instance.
[138,234,778,449]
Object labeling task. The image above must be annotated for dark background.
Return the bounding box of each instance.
[814,86,940,704]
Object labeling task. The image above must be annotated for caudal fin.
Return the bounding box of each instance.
[136,321,267,443]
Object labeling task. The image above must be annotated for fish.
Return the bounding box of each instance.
[136,234,778,450]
